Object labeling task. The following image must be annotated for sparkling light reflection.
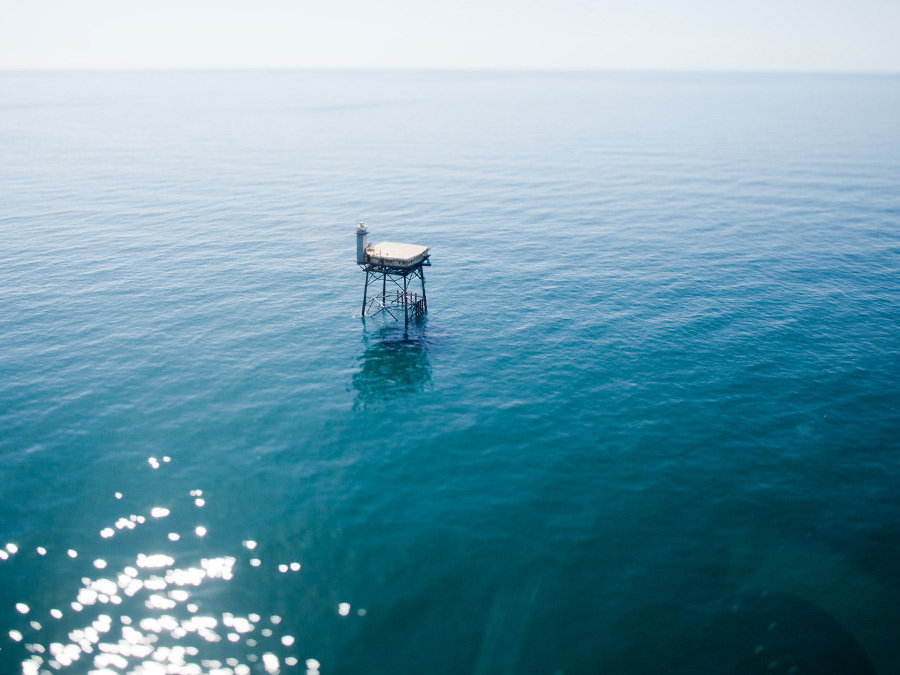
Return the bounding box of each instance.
[5,475,335,675]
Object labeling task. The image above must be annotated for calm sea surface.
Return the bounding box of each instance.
[1,71,899,675]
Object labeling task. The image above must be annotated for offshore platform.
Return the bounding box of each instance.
[356,222,430,326]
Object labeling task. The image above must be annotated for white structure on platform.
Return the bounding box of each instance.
[364,241,430,268]
[356,222,429,268]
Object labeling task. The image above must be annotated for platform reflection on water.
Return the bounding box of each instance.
[352,324,432,407]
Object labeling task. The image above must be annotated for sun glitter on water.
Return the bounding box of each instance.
[1,456,358,675]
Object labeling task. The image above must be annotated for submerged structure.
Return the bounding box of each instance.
[356,222,431,326]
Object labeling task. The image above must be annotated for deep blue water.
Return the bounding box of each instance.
[1,70,900,675]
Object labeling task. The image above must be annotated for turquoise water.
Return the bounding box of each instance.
[1,71,900,674]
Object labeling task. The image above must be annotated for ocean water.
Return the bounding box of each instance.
[1,70,899,675]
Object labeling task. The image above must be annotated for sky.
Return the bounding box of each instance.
[1,0,899,72]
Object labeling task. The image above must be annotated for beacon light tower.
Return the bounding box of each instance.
[355,222,430,327]
[356,222,368,263]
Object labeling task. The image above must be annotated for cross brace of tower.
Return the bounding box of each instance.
[358,260,429,327]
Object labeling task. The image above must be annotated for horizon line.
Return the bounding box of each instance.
[1,65,899,77]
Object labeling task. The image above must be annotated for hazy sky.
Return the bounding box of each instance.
[1,0,899,72]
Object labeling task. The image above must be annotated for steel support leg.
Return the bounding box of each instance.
[420,267,427,313]
[361,270,370,316]
[403,274,408,328]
